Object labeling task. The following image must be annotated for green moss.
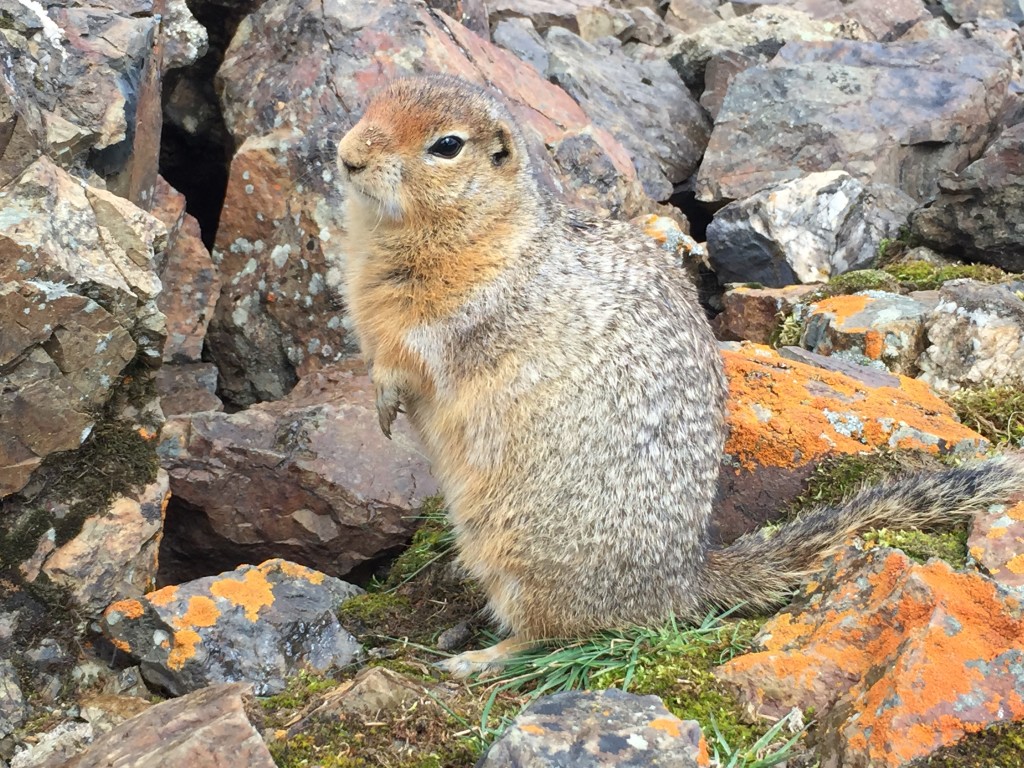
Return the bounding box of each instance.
[862,526,969,568]
[338,593,413,626]
[910,720,1024,767]
[882,260,1012,291]
[946,387,1024,448]
[770,311,805,348]
[821,269,902,297]
[384,497,454,589]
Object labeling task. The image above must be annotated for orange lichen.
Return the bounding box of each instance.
[986,526,1009,539]
[695,734,711,767]
[275,559,325,584]
[649,717,683,737]
[147,584,179,607]
[722,345,985,471]
[210,568,275,621]
[167,628,202,671]
[105,598,145,620]
[519,724,545,736]
[180,596,221,628]
[1006,553,1024,574]
[812,294,870,326]
[111,638,131,653]
[137,427,157,440]
[863,330,884,360]
[1009,502,1024,521]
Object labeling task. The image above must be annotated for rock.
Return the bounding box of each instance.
[663,0,721,35]
[714,284,820,343]
[706,171,917,286]
[969,500,1024,592]
[938,0,1024,24]
[10,721,93,768]
[157,362,436,581]
[100,559,363,696]
[24,471,169,617]
[478,689,710,767]
[160,0,210,71]
[574,4,634,41]
[493,17,550,74]
[626,6,673,46]
[800,290,940,374]
[667,6,842,90]
[697,37,1014,203]
[716,543,1024,767]
[0,660,25,740]
[150,177,220,364]
[210,0,646,406]
[730,0,931,42]
[156,363,224,416]
[917,280,1024,393]
[543,27,712,200]
[0,158,166,498]
[716,343,988,540]
[303,667,425,718]
[910,122,1024,272]
[77,694,152,736]
[484,0,607,35]
[51,684,275,768]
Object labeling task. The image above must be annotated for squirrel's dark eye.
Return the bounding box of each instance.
[428,135,464,158]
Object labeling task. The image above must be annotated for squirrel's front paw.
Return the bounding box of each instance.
[375,385,402,439]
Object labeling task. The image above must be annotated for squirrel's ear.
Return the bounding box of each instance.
[491,123,514,167]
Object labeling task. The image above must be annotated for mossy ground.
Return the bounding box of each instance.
[880,260,1013,291]
[946,386,1024,449]
[909,720,1024,768]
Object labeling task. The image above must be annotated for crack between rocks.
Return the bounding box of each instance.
[318,0,351,115]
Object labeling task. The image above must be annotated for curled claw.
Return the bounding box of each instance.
[376,385,401,439]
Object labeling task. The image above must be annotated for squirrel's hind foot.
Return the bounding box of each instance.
[434,636,536,680]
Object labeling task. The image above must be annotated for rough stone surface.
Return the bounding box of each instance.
[100,559,363,696]
[0,157,166,498]
[150,177,220,364]
[49,683,275,768]
[156,362,224,416]
[716,543,1024,768]
[667,6,842,90]
[210,0,646,406]
[484,0,607,34]
[0,659,25,740]
[492,17,550,74]
[478,689,710,768]
[938,0,1024,24]
[800,290,939,374]
[664,0,721,34]
[911,122,1024,272]
[969,499,1024,592]
[714,284,820,344]
[22,470,169,618]
[157,362,436,580]
[917,280,1024,393]
[11,721,94,768]
[697,37,1014,203]
[706,171,917,286]
[716,343,988,540]
[730,0,930,42]
[544,27,711,200]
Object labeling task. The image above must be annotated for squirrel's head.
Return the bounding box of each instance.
[337,75,534,233]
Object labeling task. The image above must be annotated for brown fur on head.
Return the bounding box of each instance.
[337,75,536,241]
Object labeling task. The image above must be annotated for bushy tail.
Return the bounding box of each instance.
[699,452,1024,615]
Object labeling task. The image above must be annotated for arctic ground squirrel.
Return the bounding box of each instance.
[337,74,1024,678]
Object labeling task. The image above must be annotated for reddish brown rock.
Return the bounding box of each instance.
[715,344,988,540]
[158,362,437,579]
[156,363,223,416]
[969,499,1024,592]
[150,177,221,364]
[714,284,820,343]
[52,683,275,768]
[209,0,646,405]
[716,543,1024,768]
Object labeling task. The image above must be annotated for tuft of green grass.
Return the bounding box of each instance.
[946,387,1024,449]
[379,496,455,590]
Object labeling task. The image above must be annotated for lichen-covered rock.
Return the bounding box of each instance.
[706,171,917,285]
[714,284,820,344]
[917,280,1024,393]
[20,470,169,617]
[716,344,988,539]
[210,0,646,405]
[100,559,363,696]
[157,362,436,581]
[0,157,166,498]
[477,689,710,768]
[911,122,1024,272]
[667,6,843,91]
[697,37,1014,203]
[969,499,1024,592]
[51,683,275,768]
[150,177,220,364]
[937,0,1024,24]
[729,0,931,42]
[543,26,711,200]
[155,362,223,416]
[716,543,1024,768]
[800,290,939,374]
[484,0,607,35]
[0,659,25,740]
